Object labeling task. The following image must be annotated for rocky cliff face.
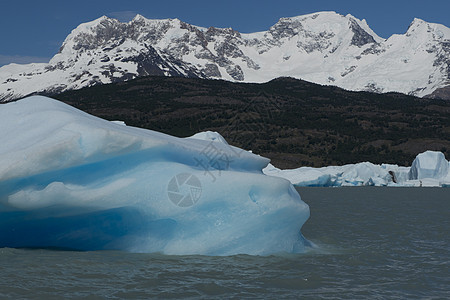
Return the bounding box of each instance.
[1,11,449,102]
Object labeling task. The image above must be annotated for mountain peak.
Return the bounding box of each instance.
[269,11,381,47]
[405,18,450,41]
[82,15,117,27]
[132,14,146,22]
[67,15,120,37]
[1,12,449,102]
[411,17,426,25]
[407,17,427,32]
[130,14,150,25]
[276,11,343,23]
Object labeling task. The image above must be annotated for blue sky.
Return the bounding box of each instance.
[0,0,449,66]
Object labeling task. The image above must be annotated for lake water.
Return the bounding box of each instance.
[0,187,449,299]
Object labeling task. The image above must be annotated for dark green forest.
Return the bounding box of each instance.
[54,76,450,169]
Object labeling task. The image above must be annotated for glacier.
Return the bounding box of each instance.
[0,96,310,255]
[264,151,450,187]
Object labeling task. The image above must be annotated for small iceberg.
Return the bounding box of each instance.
[264,151,450,187]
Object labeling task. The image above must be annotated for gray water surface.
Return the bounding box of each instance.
[0,187,448,299]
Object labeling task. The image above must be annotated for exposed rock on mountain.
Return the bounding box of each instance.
[1,12,449,102]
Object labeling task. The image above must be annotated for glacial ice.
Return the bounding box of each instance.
[264,151,450,187]
[0,96,310,255]
[408,151,449,181]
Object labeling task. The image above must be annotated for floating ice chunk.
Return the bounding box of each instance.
[264,164,336,187]
[264,152,450,187]
[341,162,392,186]
[264,162,395,187]
[408,151,449,180]
[0,96,310,255]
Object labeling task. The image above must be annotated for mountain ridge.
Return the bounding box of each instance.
[52,75,450,169]
[1,11,449,102]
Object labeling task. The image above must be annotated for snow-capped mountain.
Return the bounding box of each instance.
[1,11,449,102]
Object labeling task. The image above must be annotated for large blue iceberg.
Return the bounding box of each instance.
[0,96,310,255]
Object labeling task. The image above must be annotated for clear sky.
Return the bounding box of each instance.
[0,0,449,66]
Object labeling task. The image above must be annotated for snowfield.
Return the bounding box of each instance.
[1,11,449,102]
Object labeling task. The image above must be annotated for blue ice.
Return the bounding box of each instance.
[0,96,310,255]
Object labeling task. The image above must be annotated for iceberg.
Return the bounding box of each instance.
[264,152,450,187]
[0,96,310,255]
[264,162,397,187]
[408,151,449,180]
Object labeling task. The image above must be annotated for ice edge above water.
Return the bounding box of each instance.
[264,151,450,187]
[0,96,310,255]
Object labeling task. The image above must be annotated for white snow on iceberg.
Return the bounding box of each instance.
[187,131,230,145]
[0,96,310,255]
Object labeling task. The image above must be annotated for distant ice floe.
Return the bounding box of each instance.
[0,96,310,255]
[264,151,450,187]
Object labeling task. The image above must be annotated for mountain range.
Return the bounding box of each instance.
[54,76,450,169]
[1,11,449,102]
